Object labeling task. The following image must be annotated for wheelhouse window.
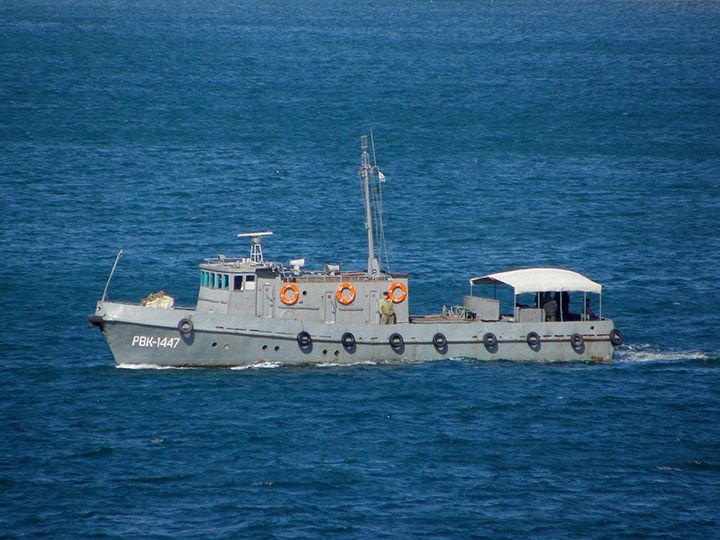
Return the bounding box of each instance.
[201,271,230,290]
[245,274,256,291]
[234,275,244,290]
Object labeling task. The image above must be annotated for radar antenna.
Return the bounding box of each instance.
[237,231,273,264]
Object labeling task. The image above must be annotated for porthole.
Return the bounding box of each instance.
[274,346,280,352]
[211,342,218,348]
[262,345,268,351]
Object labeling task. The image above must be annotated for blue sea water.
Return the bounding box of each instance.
[2,0,720,538]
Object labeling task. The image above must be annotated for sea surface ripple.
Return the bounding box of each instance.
[2,0,720,538]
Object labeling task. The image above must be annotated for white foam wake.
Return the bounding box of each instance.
[116,363,191,370]
[613,343,715,364]
[230,362,284,370]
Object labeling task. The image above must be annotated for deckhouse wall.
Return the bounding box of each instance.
[196,265,409,325]
[270,277,409,325]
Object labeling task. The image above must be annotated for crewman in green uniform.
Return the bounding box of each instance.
[379,291,396,324]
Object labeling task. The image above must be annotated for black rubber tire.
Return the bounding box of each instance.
[483,332,497,348]
[297,331,312,348]
[341,332,356,349]
[571,333,584,349]
[609,328,623,347]
[432,332,447,349]
[389,333,404,350]
[526,332,540,347]
[178,318,194,334]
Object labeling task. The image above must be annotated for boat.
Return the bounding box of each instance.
[88,136,622,367]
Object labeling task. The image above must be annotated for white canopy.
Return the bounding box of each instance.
[469,268,602,295]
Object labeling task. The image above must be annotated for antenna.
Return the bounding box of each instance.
[237,231,273,264]
[102,249,123,302]
[359,136,380,277]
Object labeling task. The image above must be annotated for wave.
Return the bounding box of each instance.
[116,359,422,370]
[230,362,284,370]
[614,343,717,364]
[232,358,438,370]
[116,363,193,370]
[67,446,115,459]
[115,347,717,371]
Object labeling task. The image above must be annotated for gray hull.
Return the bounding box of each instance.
[92,301,616,367]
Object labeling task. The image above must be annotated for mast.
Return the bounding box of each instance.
[360,135,380,277]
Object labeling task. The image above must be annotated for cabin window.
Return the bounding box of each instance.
[201,271,231,289]
[234,276,244,290]
[245,275,256,291]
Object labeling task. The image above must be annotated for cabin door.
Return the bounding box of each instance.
[368,290,379,324]
[324,291,336,324]
[260,283,273,318]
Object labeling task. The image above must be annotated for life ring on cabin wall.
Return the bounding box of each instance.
[336,282,356,305]
[388,281,407,303]
[280,283,299,305]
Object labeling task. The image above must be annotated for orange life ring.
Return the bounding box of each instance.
[388,281,407,303]
[336,282,356,305]
[280,283,299,305]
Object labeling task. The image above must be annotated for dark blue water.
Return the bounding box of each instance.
[2,1,720,538]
